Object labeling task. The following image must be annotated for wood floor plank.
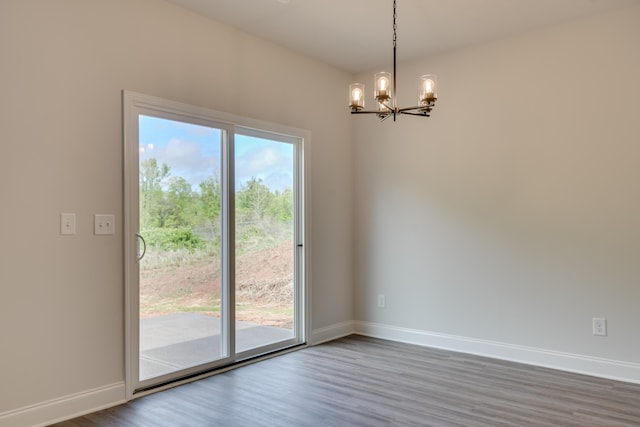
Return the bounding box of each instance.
[51,335,640,426]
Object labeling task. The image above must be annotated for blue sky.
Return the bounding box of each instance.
[138,115,294,192]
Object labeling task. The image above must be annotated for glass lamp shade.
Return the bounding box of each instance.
[419,74,437,103]
[349,83,365,110]
[378,101,391,113]
[374,72,392,101]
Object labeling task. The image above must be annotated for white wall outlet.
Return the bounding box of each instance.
[593,317,607,336]
[94,214,115,235]
[60,213,76,235]
[377,294,386,308]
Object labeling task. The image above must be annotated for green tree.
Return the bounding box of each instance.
[236,177,274,222]
[267,188,293,222]
[164,176,194,227]
[140,158,170,228]
[198,177,222,227]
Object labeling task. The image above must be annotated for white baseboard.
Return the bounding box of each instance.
[311,321,355,345]
[0,382,126,427]
[354,321,640,385]
[6,322,638,427]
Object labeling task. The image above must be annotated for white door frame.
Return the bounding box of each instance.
[123,91,311,399]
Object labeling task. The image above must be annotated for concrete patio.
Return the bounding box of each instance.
[140,313,293,380]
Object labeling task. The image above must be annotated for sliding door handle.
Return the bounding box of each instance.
[136,233,146,261]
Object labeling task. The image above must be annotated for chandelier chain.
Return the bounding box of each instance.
[393,0,397,48]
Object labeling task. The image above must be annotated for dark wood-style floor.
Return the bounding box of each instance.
[53,335,640,426]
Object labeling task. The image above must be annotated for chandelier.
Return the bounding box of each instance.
[348,0,437,122]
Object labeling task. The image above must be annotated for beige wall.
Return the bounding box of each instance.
[0,0,353,417]
[2,0,640,423]
[354,4,640,363]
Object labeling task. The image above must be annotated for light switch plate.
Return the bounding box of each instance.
[60,213,76,235]
[94,214,115,235]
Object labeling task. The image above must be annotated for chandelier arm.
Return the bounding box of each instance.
[397,105,432,113]
[350,110,386,115]
[399,111,430,117]
[351,109,395,122]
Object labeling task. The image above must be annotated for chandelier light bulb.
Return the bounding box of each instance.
[378,77,388,90]
[353,88,362,102]
[349,83,365,110]
[419,74,438,103]
[374,72,392,100]
[424,79,434,94]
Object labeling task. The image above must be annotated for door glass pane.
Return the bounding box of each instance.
[235,135,296,353]
[138,115,225,381]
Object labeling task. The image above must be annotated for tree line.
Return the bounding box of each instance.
[140,158,293,251]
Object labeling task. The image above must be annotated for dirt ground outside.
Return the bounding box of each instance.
[140,241,294,329]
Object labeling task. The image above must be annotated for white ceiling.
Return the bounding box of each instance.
[164,0,638,73]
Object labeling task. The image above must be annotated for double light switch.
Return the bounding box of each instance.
[60,213,116,235]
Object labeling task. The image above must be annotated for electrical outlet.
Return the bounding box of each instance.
[377,294,386,308]
[593,317,607,336]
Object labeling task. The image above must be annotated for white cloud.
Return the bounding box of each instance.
[140,138,220,191]
[235,145,293,191]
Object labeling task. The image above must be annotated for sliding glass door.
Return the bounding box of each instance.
[234,131,298,355]
[137,115,228,382]
[124,92,306,395]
